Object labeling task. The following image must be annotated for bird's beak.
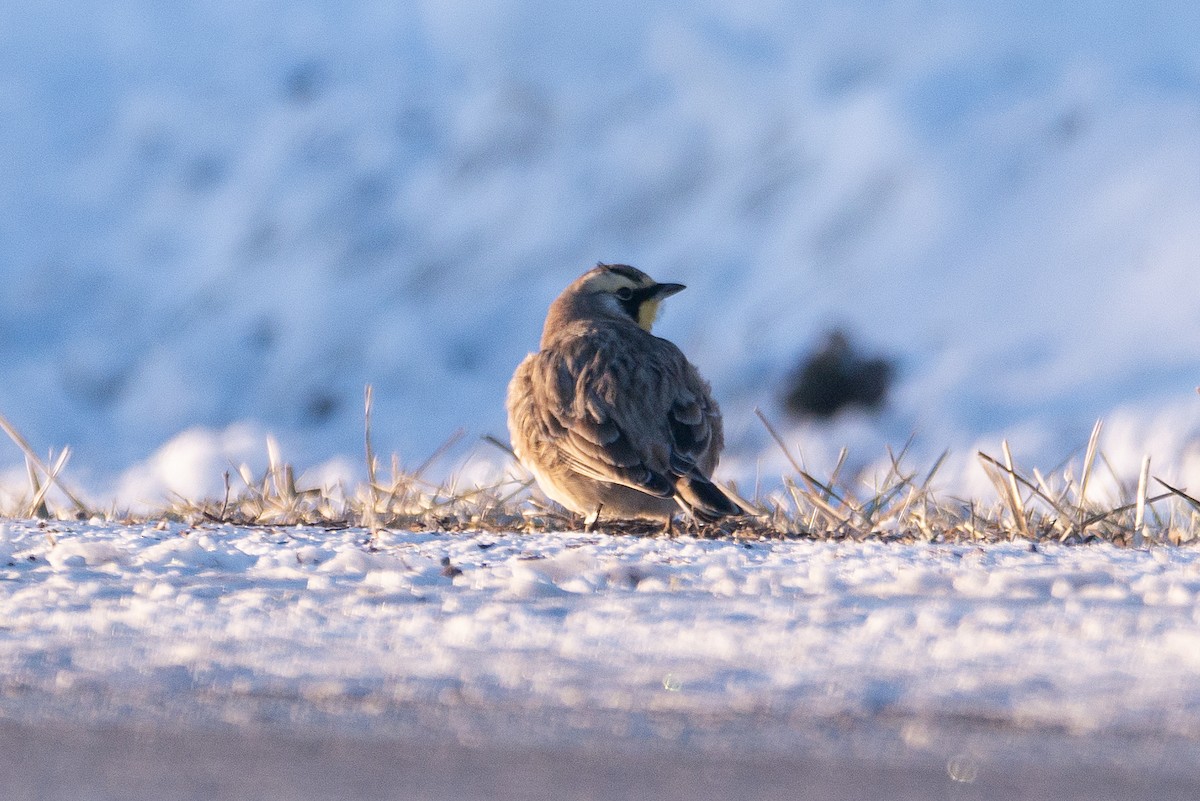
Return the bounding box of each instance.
[650,282,686,299]
[632,282,685,332]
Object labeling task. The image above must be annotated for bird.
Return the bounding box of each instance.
[507,263,744,530]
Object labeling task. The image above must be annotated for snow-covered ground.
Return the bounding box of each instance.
[2,519,1200,797]
[6,5,1200,790]
[4,2,1200,508]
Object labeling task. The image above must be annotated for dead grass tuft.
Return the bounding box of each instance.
[2,395,1199,544]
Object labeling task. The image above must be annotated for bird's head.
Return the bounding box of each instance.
[562,263,686,333]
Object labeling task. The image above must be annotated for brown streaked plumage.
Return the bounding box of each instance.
[506,263,743,528]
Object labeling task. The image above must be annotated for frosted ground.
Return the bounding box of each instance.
[4,519,1200,799]
[5,2,1200,798]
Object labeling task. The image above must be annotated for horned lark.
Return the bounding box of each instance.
[507,263,743,528]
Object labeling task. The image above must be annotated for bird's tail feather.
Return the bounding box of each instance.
[674,476,745,523]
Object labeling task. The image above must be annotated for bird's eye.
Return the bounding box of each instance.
[615,287,634,301]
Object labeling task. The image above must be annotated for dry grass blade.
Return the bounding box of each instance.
[215,471,232,522]
[411,428,466,481]
[785,464,850,529]
[976,458,1014,535]
[1001,441,1030,538]
[27,447,72,519]
[860,465,915,527]
[483,434,518,460]
[1134,455,1151,543]
[1032,467,1056,503]
[363,385,380,532]
[1154,477,1200,515]
[0,411,89,516]
[266,436,297,504]
[879,441,914,493]
[978,448,1086,541]
[778,477,818,529]
[1078,492,1173,529]
[1077,419,1103,512]
[827,447,849,495]
[920,449,949,493]
[25,458,48,519]
[978,451,1072,520]
[723,482,763,518]
[754,407,850,509]
[363,384,377,481]
[1099,451,1130,506]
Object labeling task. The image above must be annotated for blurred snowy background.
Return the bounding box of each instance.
[3,0,1200,508]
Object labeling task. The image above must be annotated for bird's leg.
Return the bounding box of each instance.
[584,504,603,533]
[660,515,675,536]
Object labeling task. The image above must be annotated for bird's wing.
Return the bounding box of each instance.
[663,370,722,481]
[564,333,727,497]
[522,338,676,498]
[663,362,745,519]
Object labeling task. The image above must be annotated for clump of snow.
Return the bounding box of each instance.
[112,425,360,514]
[113,424,268,509]
[3,2,1200,506]
[0,523,14,564]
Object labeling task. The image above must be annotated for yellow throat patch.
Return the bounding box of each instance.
[637,299,660,331]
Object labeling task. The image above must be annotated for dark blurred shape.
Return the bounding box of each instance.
[304,391,340,425]
[782,330,894,420]
[284,60,326,104]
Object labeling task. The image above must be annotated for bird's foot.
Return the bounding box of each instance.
[584,505,603,533]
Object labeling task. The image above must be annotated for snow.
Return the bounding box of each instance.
[3,2,1200,507]
[3,519,1200,765]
